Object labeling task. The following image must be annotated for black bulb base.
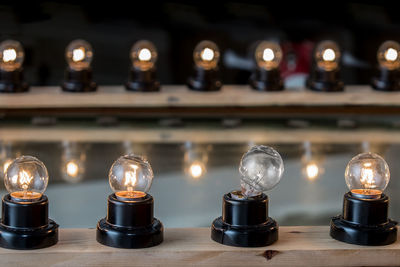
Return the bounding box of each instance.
[306,68,344,92]
[249,68,284,91]
[0,69,29,93]
[330,192,397,246]
[372,68,400,91]
[187,67,222,92]
[96,193,163,249]
[125,68,160,92]
[62,68,97,92]
[211,191,278,247]
[0,194,58,250]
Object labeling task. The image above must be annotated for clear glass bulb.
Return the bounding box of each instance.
[130,40,157,71]
[193,40,220,70]
[65,39,93,71]
[109,154,153,200]
[239,145,284,197]
[0,40,24,72]
[345,152,390,199]
[254,41,282,70]
[377,40,400,70]
[4,156,48,201]
[314,40,340,71]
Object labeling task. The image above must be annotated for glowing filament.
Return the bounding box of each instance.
[385,48,398,62]
[124,165,139,191]
[72,48,85,62]
[18,170,33,191]
[3,48,17,62]
[189,163,203,179]
[66,161,79,177]
[138,48,152,61]
[263,48,275,62]
[360,162,376,190]
[322,48,335,61]
[201,48,214,61]
[306,163,319,180]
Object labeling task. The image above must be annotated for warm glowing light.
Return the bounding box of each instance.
[72,47,85,62]
[385,48,398,62]
[262,48,275,62]
[322,49,335,61]
[124,164,139,191]
[189,163,203,179]
[201,48,214,61]
[138,48,152,61]
[13,170,33,191]
[306,163,319,180]
[360,162,375,189]
[3,49,16,62]
[66,161,79,177]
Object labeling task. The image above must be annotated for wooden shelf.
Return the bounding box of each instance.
[1,125,400,144]
[1,85,400,117]
[2,227,398,266]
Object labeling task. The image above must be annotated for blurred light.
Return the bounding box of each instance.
[138,48,152,61]
[201,48,214,61]
[322,48,335,61]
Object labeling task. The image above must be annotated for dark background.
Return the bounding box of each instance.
[1,1,400,86]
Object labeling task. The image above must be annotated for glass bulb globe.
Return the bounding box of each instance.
[65,39,93,71]
[254,41,282,70]
[314,40,340,71]
[109,154,153,200]
[0,40,24,72]
[345,152,390,199]
[130,40,157,71]
[193,40,220,70]
[4,156,48,201]
[239,145,284,197]
[377,40,400,70]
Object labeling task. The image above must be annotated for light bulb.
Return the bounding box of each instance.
[254,41,282,70]
[0,40,24,72]
[65,39,93,71]
[315,40,340,71]
[304,162,321,181]
[345,152,390,199]
[239,145,284,197]
[193,40,220,70]
[377,40,400,70]
[109,154,153,200]
[4,156,48,202]
[130,40,157,71]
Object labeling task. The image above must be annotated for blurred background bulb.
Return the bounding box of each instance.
[254,41,283,70]
[109,154,153,200]
[4,156,48,201]
[377,40,400,70]
[65,39,93,71]
[0,40,24,72]
[130,40,157,71]
[183,142,209,180]
[301,141,324,181]
[239,145,284,197]
[61,141,86,183]
[193,40,220,70]
[314,40,340,71]
[188,161,206,179]
[345,152,390,199]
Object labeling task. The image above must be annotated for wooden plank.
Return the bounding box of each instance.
[0,227,398,266]
[0,85,400,109]
[0,126,399,144]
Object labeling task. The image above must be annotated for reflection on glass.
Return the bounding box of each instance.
[183,142,210,180]
[0,142,18,180]
[302,141,324,181]
[61,141,86,183]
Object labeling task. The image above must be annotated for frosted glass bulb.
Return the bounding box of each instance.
[239,145,284,197]
[345,152,390,199]
[65,39,93,71]
[193,40,220,70]
[4,156,48,201]
[0,40,24,72]
[130,40,158,71]
[109,154,153,200]
[314,40,340,71]
[377,40,400,70]
[254,41,282,70]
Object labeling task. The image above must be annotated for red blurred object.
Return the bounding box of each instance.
[280,41,314,79]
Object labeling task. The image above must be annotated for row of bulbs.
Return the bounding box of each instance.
[1,39,400,92]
